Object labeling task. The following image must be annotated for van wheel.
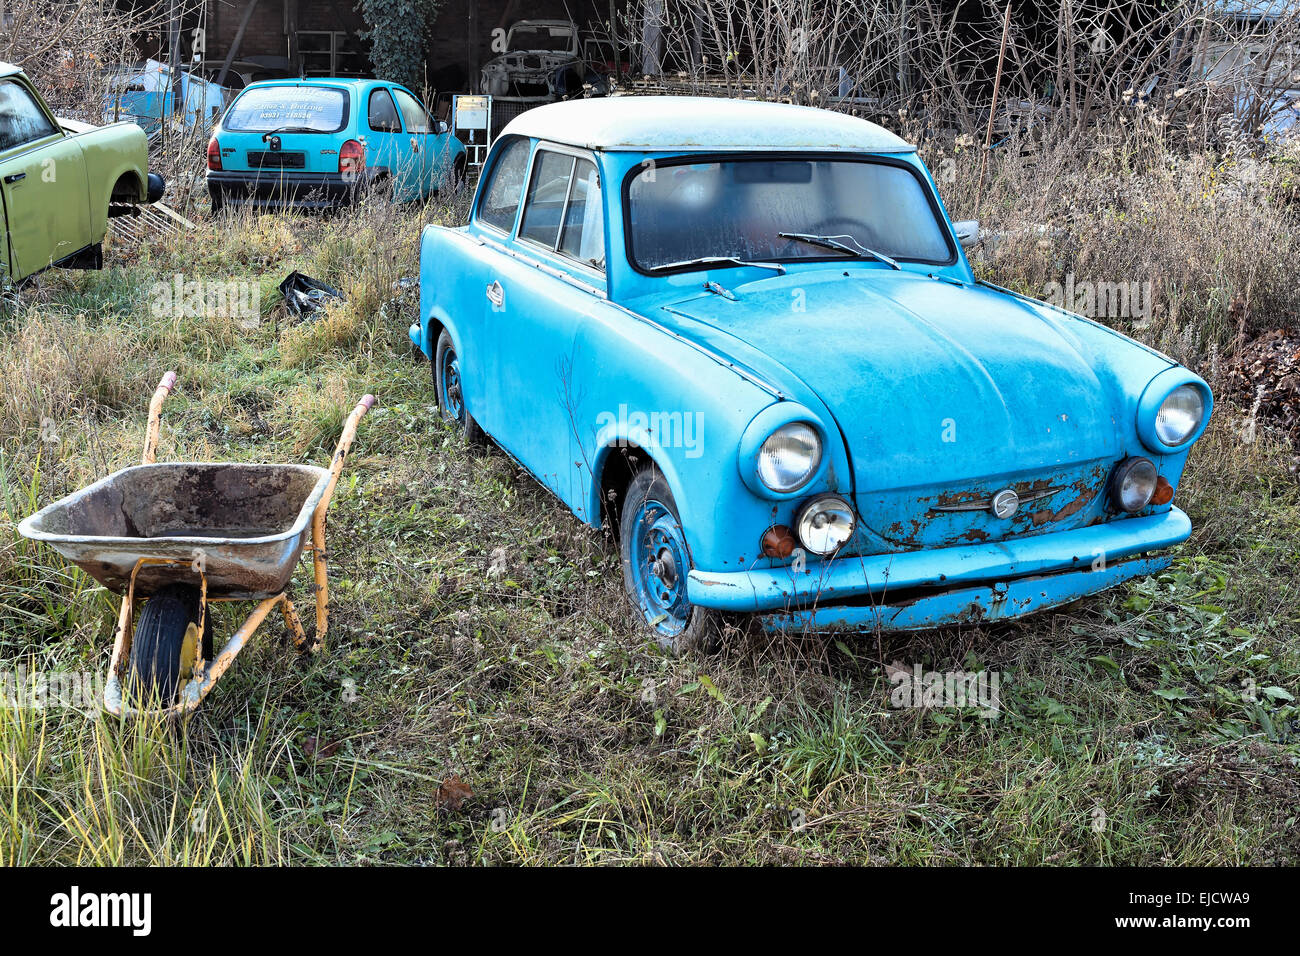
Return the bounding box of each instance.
[434,328,485,445]
[127,584,215,707]
[619,467,720,654]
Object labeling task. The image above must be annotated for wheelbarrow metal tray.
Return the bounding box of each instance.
[18,462,331,599]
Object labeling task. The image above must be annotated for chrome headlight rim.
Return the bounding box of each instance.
[738,404,831,500]
[757,421,823,494]
[794,493,857,556]
[1109,455,1158,514]
[1137,371,1212,454]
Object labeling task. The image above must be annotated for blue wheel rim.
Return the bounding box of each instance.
[441,348,464,421]
[627,496,691,638]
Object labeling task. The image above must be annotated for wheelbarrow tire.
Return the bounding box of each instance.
[128,584,214,706]
[434,327,486,446]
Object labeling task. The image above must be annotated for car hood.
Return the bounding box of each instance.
[659,270,1160,548]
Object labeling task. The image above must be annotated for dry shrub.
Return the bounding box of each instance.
[278,303,365,369]
[0,309,154,441]
[934,123,1300,370]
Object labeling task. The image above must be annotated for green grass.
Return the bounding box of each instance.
[0,187,1297,866]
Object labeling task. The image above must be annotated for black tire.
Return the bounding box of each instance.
[438,155,467,196]
[127,584,214,706]
[434,327,486,445]
[209,191,224,217]
[618,467,720,654]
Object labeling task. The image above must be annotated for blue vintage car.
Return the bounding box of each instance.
[412,97,1212,649]
[206,78,466,211]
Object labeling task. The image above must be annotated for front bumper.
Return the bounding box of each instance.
[687,507,1190,623]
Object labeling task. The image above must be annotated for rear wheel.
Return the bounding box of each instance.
[434,328,485,444]
[619,468,719,653]
[127,584,214,706]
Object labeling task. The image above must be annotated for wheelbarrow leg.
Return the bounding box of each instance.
[279,593,315,654]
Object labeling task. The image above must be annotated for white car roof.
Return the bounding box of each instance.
[500,96,915,153]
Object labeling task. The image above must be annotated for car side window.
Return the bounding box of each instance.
[367,88,401,132]
[557,158,604,270]
[519,150,604,272]
[519,150,574,249]
[391,89,430,133]
[0,80,58,152]
[477,137,530,233]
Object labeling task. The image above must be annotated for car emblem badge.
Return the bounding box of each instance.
[990,488,1019,519]
[269,135,281,151]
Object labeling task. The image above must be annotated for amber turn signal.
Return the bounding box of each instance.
[1151,475,1174,505]
[761,525,797,558]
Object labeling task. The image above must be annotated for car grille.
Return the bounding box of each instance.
[853,457,1114,554]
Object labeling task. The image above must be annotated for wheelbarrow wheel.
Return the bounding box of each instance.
[128,584,214,706]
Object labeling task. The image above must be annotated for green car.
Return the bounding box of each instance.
[1,62,164,284]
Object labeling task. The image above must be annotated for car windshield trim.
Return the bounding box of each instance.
[223,85,350,134]
[621,152,957,277]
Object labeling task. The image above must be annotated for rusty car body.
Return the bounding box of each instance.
[412,96,1213,648]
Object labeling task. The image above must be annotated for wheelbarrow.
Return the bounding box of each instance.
[18,372,374,717]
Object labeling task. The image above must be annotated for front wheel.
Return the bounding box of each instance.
[434,327,485,444]
[127,583,215,707]
[619,468,719,653]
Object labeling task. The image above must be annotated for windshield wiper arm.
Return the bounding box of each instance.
[260,126,316,141]
[778,232,901,270]
[654,256,786,275]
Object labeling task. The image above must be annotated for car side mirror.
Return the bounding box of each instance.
[435,120,450,135]
[954,219,980,249]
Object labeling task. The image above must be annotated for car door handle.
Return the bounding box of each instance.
[3,172,25,184]
[486,280,504,309]
[410,137,420,152]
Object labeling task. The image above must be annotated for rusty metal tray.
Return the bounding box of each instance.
[18,462,331,599]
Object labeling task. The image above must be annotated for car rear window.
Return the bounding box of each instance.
[223,85,348,133]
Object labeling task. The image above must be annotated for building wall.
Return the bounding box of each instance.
[204,0,607,89]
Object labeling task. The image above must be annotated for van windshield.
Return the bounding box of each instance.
[224,86,348,133]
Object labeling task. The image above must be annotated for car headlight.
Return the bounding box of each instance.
[795,494,856,555]
[1155,384,1205,446]
[1109,457,1158,513]
[757,423,822,493]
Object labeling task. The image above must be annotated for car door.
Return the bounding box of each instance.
[362,85,407,198]
[0,77,91,280]
[389,87,435,198]
[483,144,607,503]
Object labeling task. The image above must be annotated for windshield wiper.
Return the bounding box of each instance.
[260,126,317,141]
[654,256,786,275]
[778,232,901,270]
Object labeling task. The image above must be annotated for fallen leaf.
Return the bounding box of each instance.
[436,774,474,810]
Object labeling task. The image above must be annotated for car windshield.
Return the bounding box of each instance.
[507,25,575,53]
[626,158,953,272]
[223,85,348,133]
